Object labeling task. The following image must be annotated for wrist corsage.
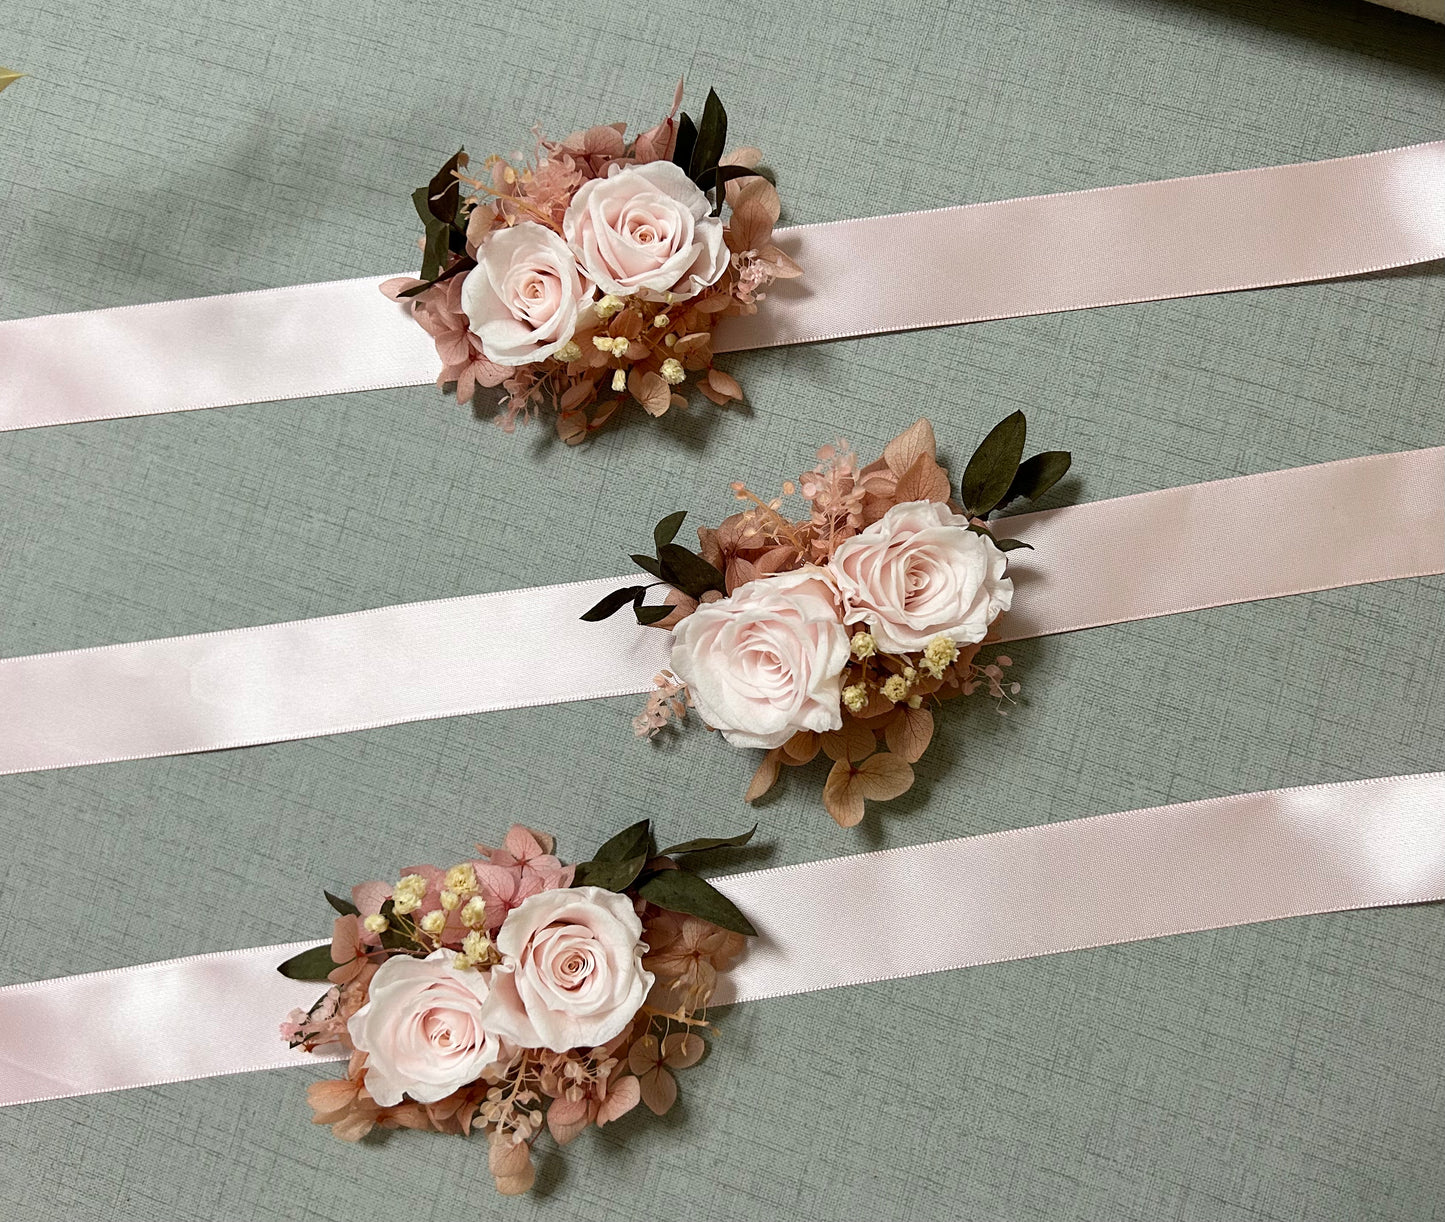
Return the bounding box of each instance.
[585,414,1071,826]
[382,81,797,443]
[279,819,756,1194]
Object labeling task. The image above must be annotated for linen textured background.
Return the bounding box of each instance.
[1,0,1442,1217]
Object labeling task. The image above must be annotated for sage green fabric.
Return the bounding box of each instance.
[1,0,1443,1218]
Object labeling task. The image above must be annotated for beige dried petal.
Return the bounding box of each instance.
[672,331,712,357]
[725,556,759,593]
[822,759,866,828]
[884,705,934,763]
[489,1134,533,1178]
[628,369,671,417]
[782,730,820,764]
[727,179,781,251]
[639,1066,678,1116]
[662,1032,705,1069]
[745,749,782,802]
[820,717,876,763]
[559,379,597,412]
[494,1166,536,1196]
[706,367,744,402]
[882,419,938,477]
[627,1034,662,1076]
[596,1074,641,1124]
[555,411,587,445]
[893,453,952,504]
[759,244,804,278]
[854,752,915,800]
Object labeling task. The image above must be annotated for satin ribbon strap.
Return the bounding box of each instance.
[2,142,1442,432]
[0,448,1439,776]
[2,773,1441,1106]
[717,140,1445,351]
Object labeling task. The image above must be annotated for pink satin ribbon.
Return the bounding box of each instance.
[1,142,1442,432]
[1,447,1439,776]
[2,772,1440,1107]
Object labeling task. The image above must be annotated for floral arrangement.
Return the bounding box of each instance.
[585,413,1072,826]
[382,81,798,443]
[279,818,755,1194]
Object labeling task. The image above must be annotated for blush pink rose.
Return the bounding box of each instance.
[828,501,1013,653]
[481,887,652,1053]
[461,222,591,366]
[346,950,508,1105]
[668,569,849,750]
[562,161,728,299]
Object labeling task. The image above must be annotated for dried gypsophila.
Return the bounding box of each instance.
[280,818,755,1195]
[585,414,1071,827]
[380,80,800,445]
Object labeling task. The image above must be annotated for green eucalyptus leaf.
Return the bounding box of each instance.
[637,870,757,936]
[426,148,466,226]
[992,538,1034,552]
[1004,451,1071,507]
[658,825,757,857]
[671,113,697,173]
[658,543,726,598]
[420,219,451,281]
[276,944,337,981]
[961,411,1027,517]
[631,553,665,580]
[593,819,653,863]
[688,89,727,183]
[635,603,674,626]
[580,585,648,622]
[324,890,360,918]
[572,853,649,892]
[653,510,688,550]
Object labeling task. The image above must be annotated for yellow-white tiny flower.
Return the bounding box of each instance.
[850,631,876,659]
[363,914,389,934]
[611,368,627,392]
[460,895,487,929]
[660,358,686,385]
[419,909,447,937]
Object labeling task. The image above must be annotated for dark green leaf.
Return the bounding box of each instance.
[658,543,726,598]
[688,89,727,182]
[671,113,697,173]
[653,510,688,550]
[658,824,757,857]
[395,257,474,299]
[993,538,1034,552]
[695,164,764,215]
[630,554,665,580]
[572,853,649,892]
[376,898,416,951]
[961,411,1027,517]
[580,585,648,622]
[420,219,451,282]
[593,818,653,862]
[425,148,466,226]
[324,890,359,918]
[635,603,674,626]
[637,870,757,936]
[276,944,336,981]
[1004,451,1071,506]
